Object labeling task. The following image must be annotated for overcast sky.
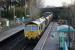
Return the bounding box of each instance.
[41,0,75,7]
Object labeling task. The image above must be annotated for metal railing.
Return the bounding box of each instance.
[64,42,68,50]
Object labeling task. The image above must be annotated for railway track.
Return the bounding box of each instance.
[0,21,55,50]
[0,30,36,50]
[33,22,56,50]
[40,22,56,50]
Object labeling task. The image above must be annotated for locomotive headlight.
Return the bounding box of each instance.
[25,34,28,37]
[24,32,28,37]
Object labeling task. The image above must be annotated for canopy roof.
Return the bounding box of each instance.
[57,25,75,32]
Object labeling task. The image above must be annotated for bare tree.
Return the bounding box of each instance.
[28,0,41,19]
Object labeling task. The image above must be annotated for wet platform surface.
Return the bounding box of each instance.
[34,22,59,50]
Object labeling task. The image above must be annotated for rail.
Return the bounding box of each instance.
[34,22,54,50]
[41,25,53,50]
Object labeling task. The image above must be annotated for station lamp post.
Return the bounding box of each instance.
[11,6,16,24]
[25,0,28,17]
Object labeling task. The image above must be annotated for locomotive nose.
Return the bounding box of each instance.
[24,31,39,39]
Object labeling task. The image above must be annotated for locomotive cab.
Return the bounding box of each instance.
[25,23,40,39]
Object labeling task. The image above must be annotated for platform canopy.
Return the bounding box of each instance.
[57,25,75,32]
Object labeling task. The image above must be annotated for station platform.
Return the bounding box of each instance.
[34,22,59,50]
[0,25,25,42]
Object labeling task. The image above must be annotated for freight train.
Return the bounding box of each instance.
[24,12,53,39]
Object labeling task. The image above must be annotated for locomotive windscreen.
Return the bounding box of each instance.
[25,25,38,31]
[25,25,31,31]
[31,26,38,31]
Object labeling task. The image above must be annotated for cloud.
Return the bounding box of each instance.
[42,0,74,7]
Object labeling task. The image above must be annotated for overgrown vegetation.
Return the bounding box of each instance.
[0,0,41,20]
[2,7,25,20]
[15,7,25,17]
